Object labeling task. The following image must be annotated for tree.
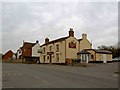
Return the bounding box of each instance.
[97,45,120,58]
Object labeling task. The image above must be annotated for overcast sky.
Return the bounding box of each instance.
[1,1,118,54]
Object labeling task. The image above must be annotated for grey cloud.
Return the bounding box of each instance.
[2,2,118,53]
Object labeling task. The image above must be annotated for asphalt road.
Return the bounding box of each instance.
[2,62,119,88]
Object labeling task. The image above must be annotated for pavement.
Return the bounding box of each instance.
[2,62,119,88]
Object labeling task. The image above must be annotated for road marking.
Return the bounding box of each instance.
[113,74,118,77]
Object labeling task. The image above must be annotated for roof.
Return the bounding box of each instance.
[77,50,90,54]
[41,36,69,46]
[94,49,112,54]
[78,39,82,41]
[3,50,13,56]
[85,49,112,54]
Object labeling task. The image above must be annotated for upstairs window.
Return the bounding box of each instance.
[43,47,45,54]
[56,44,59,52]
[49,46,52,51]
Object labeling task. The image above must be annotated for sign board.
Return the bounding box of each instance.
[69,42,76,48]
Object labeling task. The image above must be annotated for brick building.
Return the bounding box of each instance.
[2,50,14,60]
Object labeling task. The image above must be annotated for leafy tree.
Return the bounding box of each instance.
[98,44,120,58]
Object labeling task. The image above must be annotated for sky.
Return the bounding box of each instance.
[1,0,118,54]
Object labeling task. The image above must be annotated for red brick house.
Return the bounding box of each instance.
[21,41,40,63]
[2,50,14,60]
[21,42,36,59]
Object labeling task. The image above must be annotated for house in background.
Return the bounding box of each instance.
[17,47,22,59]
[17,40,40,63]
[2,50,14,60]
[32,40,40,57]
[40,28,92,64]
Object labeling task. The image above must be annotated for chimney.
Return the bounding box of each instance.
[69,28,74,37]
[82,33,87,39]
[36,40,39,43]
[45,37,49,44]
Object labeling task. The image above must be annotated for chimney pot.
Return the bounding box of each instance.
[69,28,74,37]
[82,33,87,39]
[36,40,39,43]
[45,37,49,44]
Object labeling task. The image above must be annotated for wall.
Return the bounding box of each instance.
[40,40,66,63]
[87,50,112,62]
[32,43,40,57]
[22,43,32,58]
[17,48,22,59]
[79,38,92,51]
[86,50,96,61]
[3,50,13,60]
[66,37,79,60]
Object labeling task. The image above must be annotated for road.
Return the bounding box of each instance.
[2,62,119,88]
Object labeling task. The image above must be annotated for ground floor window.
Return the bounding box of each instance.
[43,55,45,62]
[56,54,59,63]
[81,54,89,63]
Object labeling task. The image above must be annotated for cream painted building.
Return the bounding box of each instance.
[40,28,92,64]
[85,49,112,62]
[77,49,112,63]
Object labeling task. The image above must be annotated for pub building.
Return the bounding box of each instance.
[39,28,92,64]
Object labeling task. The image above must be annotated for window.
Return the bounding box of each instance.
[49,46,52,51]
[56,54,59,62]
[56,44,59,52]
[43,47,45,54]
[47,56,49,60]
[43,55,45,62]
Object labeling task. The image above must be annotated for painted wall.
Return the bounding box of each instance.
[32,43,40,57]
[40,40,66,63]
[86,49,112,61]
[79,34,92,51]
[17,48,22,59]
[86,50,96,61]
[66,37,79,60]
[96,53,112,61]
[40,35,92,63]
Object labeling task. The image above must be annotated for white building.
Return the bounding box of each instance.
[32,40,40,57]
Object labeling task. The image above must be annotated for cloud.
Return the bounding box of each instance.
[2,2,118,54]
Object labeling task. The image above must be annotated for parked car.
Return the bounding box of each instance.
[112,57,120,62]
